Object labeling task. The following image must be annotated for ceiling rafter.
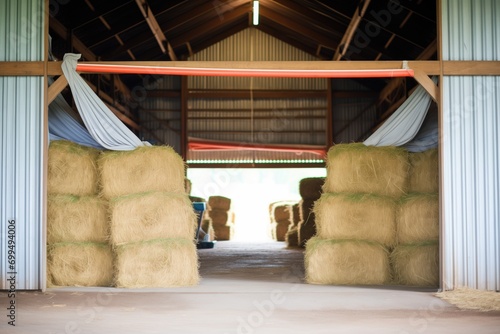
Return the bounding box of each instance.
[333,0,371,60]
[134,0,177,61]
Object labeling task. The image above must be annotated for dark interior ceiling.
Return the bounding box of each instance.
[50,0,437,76]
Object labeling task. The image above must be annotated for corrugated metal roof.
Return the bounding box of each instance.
[441,0,500,291]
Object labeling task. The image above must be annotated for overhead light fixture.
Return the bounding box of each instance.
[253,0,259,25]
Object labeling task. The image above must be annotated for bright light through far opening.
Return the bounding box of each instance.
[253,0,259,25]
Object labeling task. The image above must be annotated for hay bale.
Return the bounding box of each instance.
[201,219,215,241]
[273,203,291,222]
[409,149,439,193]
[271,220,290,241]
[299,199,316,223]
[184,178,192,195]
[298,219,316,247]
[314,193,396,247]
[290,203,300,226]
[47,195,108,244]
[110,192,197,245]
[208,209,229,226]
[299,177,325,200]
[397,193,439,244]
[213,224,232,241]
[47,243,113,287]
[435,288,500,312]
[391,242,439,287]
[305,237,391,285]
[48,140,100,196]
[324,143,410,198]
[285,227,299,248]
[208,196,231,211]
[115,238,199,288]
[189,196,206,203]
[99,145,185,199]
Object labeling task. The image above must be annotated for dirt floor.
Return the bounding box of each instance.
[2,241,499,333]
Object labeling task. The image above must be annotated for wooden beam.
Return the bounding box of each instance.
[134,0,177,60]
[413,69,438,102]
[333,0,371,61]
[47,75,68,104]
[181,76,188,160]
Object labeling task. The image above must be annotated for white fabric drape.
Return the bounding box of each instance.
[363,77,438,148]
[61,53,147,150]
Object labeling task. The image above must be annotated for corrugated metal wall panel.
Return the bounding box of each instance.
[441,0,500,291]
[189,28,327,90]
[0,0,44,290]
[332,98,376,144]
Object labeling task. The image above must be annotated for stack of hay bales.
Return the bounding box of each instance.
[208,196,234,241]
[392,148,439,286]
[46,140,113,287]
[101,146,199,288]
[189,196,215,242]
[297,177,325,247]
[306,144,408,285]
[285,203,300,247]
[269,201,294,242]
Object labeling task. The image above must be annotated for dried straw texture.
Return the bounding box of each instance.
[189,196,206,203]
[208,209,229,226]
[299,177,325,200]
[208,196,231,211]
[391,242,439,287]
[271,220,290,241]
[397,194,439,244]
[314,193,396,247]
[409,149,439,193]
[285,227,299,248]
[47,243,113,287]
[273,203,291,222]
[110,192,197,245]
[298,219,316,247]
[305,237,391,285]
[47,195,108,244]
[213,224,232,240]
[99,145,185,199]
[290,203,300,226]
[48,140,100,196]
[435,288,500,312]
[324,143,410,198]
[299,199,316,222]
[115,239,199,288]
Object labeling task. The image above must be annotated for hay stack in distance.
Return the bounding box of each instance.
[324,143,409,198]
[47,243,113,287]
[115,239,199,288]
[299,177,325,200]
[208,196,231,211]
[110,192,197,245]
[99,145,185,199]
[314,193,397,247]
[305,237,391,285]
[286,227,299,248]
[48,140,100,196]
[391,242,439,287]
[47,195,108,244]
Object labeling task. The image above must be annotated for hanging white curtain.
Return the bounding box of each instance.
[61,53,147,151]
[363,77,438,148]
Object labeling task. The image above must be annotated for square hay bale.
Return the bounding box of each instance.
[305,237,391,285]
[409,149,439,193]
[208,209,229,226]
[99,145,185,199]
[397,193,439,244]
[110,192,197,245]
[299,177,325,200]
[298,219,316,247]
[48,140,100,196]
[391,242,439,287]
[324,143,410,198]
[47,243,113,287]
[208,196,231,211]
[272,203,291,222]
[271,220,290,241]
[290,203,300,226]
[299,199,316,223]
[47,195,108,244]
[115,239,199,288]
[314,193,396,247]
[213,224,232,241]
[285,227,299,248]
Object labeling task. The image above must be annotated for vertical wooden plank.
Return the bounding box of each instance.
[326,79,333,149]
[180,75,188,161]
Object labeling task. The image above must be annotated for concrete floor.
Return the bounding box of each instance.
[3,241,499,334]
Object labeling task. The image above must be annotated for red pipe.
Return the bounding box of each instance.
[76,63,414,78]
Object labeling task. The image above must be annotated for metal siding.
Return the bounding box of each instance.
[442,0,500,291]
[0,0,44,290]
[332,98,376,144]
